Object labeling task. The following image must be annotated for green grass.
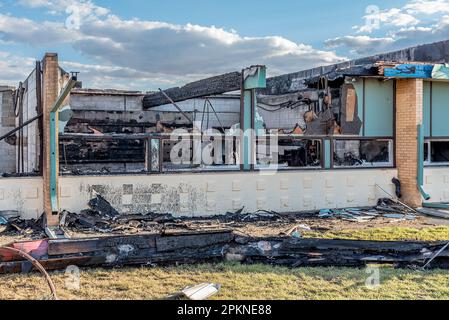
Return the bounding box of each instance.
[0,263,448,300]
[304,226,449,241]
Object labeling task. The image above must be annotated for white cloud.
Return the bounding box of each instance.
[354,8,419,33]
[328,0,449,55]
[405,0,449,15]
[0,51,36,86]
[325,36,395,55]
[1,1,346,89]
[0,14,76,45]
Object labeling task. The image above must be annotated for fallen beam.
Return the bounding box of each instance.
[143,72,242,108]
[2,232,449,274]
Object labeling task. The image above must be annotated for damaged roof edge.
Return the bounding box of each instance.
[261,39,449,95]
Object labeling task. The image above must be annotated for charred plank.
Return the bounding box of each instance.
[143,72,242,108]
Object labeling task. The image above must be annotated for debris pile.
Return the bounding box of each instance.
[61,195,286,234]
[0,211,44,238]
[318,199,417,222]
[2,231,449,275]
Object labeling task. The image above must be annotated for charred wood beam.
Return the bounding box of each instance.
[143,72,242,108]
[2,233,449,274]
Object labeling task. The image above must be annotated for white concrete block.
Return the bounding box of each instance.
[303,178,313,189]
[233,199,242,210]
[60,186,72,198]
[281,197,289,209]
[257,198,266,210]
[24,187,39,199]
[280,179,289,190]
[151,194,162,204]
[347,177,356,187]
[232,180,241,191]
[122,194,133,205]
[257,180,266,191]
[207,181,216,192]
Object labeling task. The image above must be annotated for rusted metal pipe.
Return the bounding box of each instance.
[0,246,58,300]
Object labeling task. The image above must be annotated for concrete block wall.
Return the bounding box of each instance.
[423,168,449,203]
[396,79,423,207]
[0,177,43,219]
[57,169,398,217]
[0,87,17,173]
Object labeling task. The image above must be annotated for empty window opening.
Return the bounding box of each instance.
[333,139,393,168]
[424,140,449,165]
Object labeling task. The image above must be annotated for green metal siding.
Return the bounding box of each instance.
[324,139,331,169]
[431,82,449,137]
[423,81,431,137]
[364,79,394,137]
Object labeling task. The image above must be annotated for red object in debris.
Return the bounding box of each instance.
[0,240,48,262]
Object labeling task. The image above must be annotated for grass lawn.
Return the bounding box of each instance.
[0,226,448,300]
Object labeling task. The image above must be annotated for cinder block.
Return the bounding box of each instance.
[232,181,241,191]
[60,186,72,198]
[0,188,4,200]
[207,182,216,192]
[122,194,133,205]
[180,193,189,203]
[280,179,289,190]
[257,198,266,210]
[281,197,289,208]
[151,194,162,204]
[346,177,356,187]
[206,199,216,211]
[347,193,355,203]
[233,199,242,210]
[325,178,334,188]
[303,195,312,207]
[24,187,39,199]
[123,184,133,194]
[326,194,334,206]
[303,178,313,190]
[256,180,266,191]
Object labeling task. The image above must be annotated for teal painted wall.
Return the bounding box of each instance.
[423,81,431,137]
[364,79,394,137]
[431,82,449,137]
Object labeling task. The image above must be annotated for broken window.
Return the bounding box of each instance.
[333,139,393,168]
[424,140,449,165]
[256,136,322,170]
[161,133,240,172]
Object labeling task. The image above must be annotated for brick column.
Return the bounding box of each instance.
[42,53,60,227]
[396,78,423,207]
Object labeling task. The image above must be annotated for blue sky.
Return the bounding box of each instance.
[0,0,448,89]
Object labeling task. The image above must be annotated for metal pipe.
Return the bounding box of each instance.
[0,114,43,142]
[417,124,431,201]
[0,246,58,300]
[158,88,193,124]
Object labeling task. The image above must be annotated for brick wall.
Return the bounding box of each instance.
[42,53,60,226]
[396,78,423,207]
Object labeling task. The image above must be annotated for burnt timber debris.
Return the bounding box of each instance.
[143,71,242,108]
[1,231,449,275]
